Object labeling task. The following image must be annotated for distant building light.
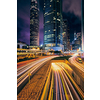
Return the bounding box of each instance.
[53,17,56,20]
[53,29,56,31]
[57,19,60,21]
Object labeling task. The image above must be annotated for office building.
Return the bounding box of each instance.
[62,20,67,51]
[72,32,81,50]
[81,0,84,51]
[30,0,39,46]
[74,31,77,40]
[67,26,71,51]
[43,0,63,51]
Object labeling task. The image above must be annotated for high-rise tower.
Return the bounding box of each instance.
[62,20,67,51]
[44,0,63,51]
[67,26,70,51]
[81,0,84,51]
[30,0,39,46]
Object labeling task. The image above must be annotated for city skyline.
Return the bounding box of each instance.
[17,0,82,46]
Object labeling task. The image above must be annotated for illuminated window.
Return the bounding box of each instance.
[53,29,56,31]
[57,19,60,21]
[46,12,54,16]
[53,17,56,20]
[57,12,60,16]
[50,5,51,7]
[47,34,51,38]
[52,34,54,37]
[46,21,50,23]
[44,35,47,40]
[45,12,48,15]
[59,35,60,39]
[57,0,59,2]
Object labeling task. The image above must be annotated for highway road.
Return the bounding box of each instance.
[17,56,57,94]
[69,56,84,72]
[17,55,84,99]
[40,62,84,100]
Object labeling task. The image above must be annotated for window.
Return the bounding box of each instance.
[52,34,54,37]
[53,29,56,31]
[46,21,50,23]
[53,17,56,20]
[57,19,60,21]
[57,12,60,16]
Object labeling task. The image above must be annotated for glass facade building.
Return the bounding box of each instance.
[72,32,81,50]
[44,0,63,51]
[66,26,71,51]
[30,0,39,46]
[62,20,67,51]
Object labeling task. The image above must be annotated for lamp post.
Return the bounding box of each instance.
[28,72,31,84]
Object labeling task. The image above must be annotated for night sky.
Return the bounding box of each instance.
[17,0,82,45]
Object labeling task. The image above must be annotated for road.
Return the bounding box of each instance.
[17,56,84,99]
[17,56,52,68]
[69,56,84,72]
[40,62,84,100]
[17,56,57,94]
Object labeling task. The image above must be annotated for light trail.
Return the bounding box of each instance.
[17,57,54,77]
[51,63,81,100]
[57,71,66,100]
[17,56,57,88]
[69,57,84,72]
[57,63,84,99]
[55,71,59,100]
[60,69,74,100]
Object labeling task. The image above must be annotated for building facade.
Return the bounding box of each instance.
[43,0,63,51]
[62,19,71,51]
[72,32,81,50]
[30,0,39,46]
[62,20,67,51]
[74,31,77,40]
[81,0,84,51]
[67,26,71,51]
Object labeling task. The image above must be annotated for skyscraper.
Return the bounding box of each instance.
[67,26,71,51]
[74,31,77,40]
[30,0,39,46]
[72,32,81,50]
[81,0,84,51]
[63,19,71,51]
[43,0,63,51]
[62,20,67,51]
